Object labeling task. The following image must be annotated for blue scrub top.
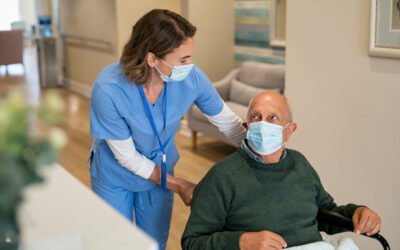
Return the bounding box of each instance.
[89,63,223,192]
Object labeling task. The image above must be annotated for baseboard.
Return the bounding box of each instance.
[65,78,92,98]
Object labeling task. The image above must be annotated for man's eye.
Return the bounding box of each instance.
[267,114,278,121]
[251,114,261,120]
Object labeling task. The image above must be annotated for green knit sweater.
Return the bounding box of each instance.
[181,149,360,250]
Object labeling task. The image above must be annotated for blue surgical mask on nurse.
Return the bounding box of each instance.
[155,59,194,82]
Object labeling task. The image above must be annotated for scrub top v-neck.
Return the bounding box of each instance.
[89,63,223,192]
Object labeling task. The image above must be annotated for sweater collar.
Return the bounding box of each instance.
[240,139,287,164]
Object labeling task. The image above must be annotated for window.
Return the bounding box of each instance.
[0,0,20,30]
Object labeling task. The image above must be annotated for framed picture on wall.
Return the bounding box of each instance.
[270,0,286,48]
[369,0,400,59]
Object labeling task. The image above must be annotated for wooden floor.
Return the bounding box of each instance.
[0,47,236,250]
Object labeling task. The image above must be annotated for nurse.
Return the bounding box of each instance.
[89,9,246,250]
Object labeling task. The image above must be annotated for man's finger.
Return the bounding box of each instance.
[355,213,369,234]
[367,222,381,236]
[267,242,282,250]
[364,216,375,233]
[352,210,361,228]
[270,233,287,248]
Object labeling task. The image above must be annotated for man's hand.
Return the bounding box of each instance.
[352,207,381,236]
[239,231,287,250]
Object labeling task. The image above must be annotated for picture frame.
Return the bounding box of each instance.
[369,0,400,59]
[270,0,286,48]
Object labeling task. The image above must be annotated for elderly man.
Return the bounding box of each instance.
[181,92,381,250]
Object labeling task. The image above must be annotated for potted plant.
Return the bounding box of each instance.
[0,90,66,250]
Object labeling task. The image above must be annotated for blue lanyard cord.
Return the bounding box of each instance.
[138,83,168,192]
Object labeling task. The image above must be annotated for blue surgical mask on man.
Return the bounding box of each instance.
[246,121,290,155]
[155,59,194,82]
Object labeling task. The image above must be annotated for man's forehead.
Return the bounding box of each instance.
[250,96,286,114]
[249,101,285,116]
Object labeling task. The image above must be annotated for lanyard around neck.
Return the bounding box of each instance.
[138,83,168,191]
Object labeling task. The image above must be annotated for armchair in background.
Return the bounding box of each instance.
[187,61,285,149]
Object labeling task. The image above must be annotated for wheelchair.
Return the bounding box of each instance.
[317,210,390,250]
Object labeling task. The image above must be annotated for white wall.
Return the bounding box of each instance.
[186,0,235,81]
[286,0,400,249]
[19,0,36,30]
[34,0,51,16]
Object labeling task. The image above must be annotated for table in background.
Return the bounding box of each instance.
[18,164,158,250]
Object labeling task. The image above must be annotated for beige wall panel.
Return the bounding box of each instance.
[187,0,235,81]
[59,0,117,43]
[65,45,116,85]
[58,0,118,86]
[286,0,400,249]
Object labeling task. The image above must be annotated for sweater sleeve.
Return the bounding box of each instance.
[307,163,362,234]
[181,165,245,250]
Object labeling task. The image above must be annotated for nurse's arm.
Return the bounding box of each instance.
[107,138,155,179]
[204,103,246,146]
[107,138,195,206]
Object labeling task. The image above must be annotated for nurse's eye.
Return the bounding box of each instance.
[180,57,193,65]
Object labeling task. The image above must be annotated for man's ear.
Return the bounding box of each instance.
[146,52,157,67]
[285,122,297,141]
[242,121,248,130]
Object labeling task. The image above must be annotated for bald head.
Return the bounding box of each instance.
[247,91,293,124]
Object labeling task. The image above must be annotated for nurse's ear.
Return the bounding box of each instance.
[146,52,157,67]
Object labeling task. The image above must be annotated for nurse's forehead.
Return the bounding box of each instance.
[169,38,194,57]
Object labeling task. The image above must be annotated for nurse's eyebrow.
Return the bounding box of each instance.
[180,55,192,59]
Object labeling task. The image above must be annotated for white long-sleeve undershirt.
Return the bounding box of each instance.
[106,138,155,179]
[204,102,247,146]
[107,103,246,179]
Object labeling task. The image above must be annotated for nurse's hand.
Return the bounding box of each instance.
[177,179,196,206]
[149,166,195,206]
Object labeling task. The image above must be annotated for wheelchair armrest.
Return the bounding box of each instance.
[317,209,354,231]
[317,210,391,250]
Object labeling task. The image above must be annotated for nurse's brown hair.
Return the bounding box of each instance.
[120,9,196,84]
